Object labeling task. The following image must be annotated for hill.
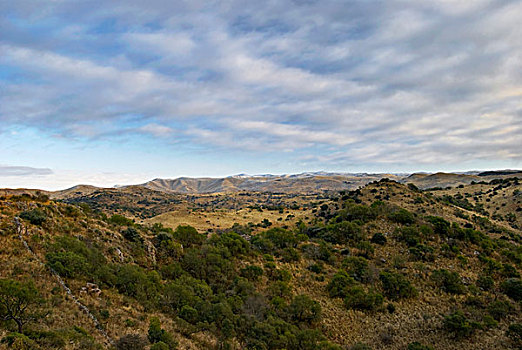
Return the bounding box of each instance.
[0,178,521,349]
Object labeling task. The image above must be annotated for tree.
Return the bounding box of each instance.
[0,279,44,333]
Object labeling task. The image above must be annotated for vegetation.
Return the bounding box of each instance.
[0,178,520,349]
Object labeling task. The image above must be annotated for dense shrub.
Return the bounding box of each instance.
[501,278,522,301]
[19,209,47,225]
[389,208,415,225]
[115,334,148,350]
[380,271,417,300]
[342,257,371,283]
[398,227,420,247]
[343,286,383,311]
[122,227,142,242]
[174,225,205,247]
[109,214,134,226]
[370,233,387,245]
[240,265,264,281]
[443,310,481,338]
[288,295,322,325]
[506,323,522,347]
[476,274,494,291]
[148,317,178,349]
[324,221,363,244]
[431,269,465,294]
[487,300,513,320]
[327,270,355,298]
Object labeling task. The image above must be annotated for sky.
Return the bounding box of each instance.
[1,0,521,190]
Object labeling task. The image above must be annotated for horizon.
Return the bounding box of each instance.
[1,168,521,192]
[1,1,521,190]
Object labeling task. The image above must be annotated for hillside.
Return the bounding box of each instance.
[140,173,404,194]
[0,179,521,350]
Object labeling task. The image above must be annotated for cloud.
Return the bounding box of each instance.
[0,0,521,172]
[0,165,53,176]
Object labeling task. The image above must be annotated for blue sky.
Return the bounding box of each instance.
[1,0,521,190]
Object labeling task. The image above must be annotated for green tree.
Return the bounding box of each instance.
[0,279,44,333]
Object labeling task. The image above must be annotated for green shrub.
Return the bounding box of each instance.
[288,295,322,325]
[380,271,417,300]
[476,275,494,291]
[501,278,522,301]
[443,310,481,338]
[327,270,355,298]
[174,225,205,247]
[115,334,148,350]
[389,208,415,225]
[19,209,47,225]
[370,233,387,245]
[399,227,420,247]
[506,323,522,347]
[122,227,142,242]
[240,265,264,281]
[344,286,383,311]
[109,214,134,226]
[487,300,513,320]
[342,256,371,283]
[431,269,465,294]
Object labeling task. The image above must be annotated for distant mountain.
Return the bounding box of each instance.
[138,173,404,194]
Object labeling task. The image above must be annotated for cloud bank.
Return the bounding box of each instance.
[0,0,521,171]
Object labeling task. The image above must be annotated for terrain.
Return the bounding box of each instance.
[0,172,521,350]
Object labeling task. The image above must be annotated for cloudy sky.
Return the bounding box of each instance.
[1,0,521,190]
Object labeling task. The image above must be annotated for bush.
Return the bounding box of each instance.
[349,343,372,350]
[389,208,415,225]
[19,209,47,225]
[487,300,513,320]
[431,269,465,294]
[327,270,355,298]
[380,271,417,300]
[506,323,522,347]
[288,295,322,325]
[115,334,148,350]
[109,214,134,226]
[501,278,522,301]
[122,227,142,242]
[443,310,481,338]
[476,275,494,291]
[240,265,264,281]
[174,225,205,247]
[370,233,387,245]
[342,257,371,283]
[344,286,383,311]
[148,317,178,349]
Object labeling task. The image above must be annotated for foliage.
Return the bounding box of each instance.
[431,269,465,294]
[370,232,387,245]
[388,208,415,225]
[343,286,383,311]
[287,295,322,325]
[173,225,205,247]
[0,279,44,333]
[506,323,522,347]
[114,334,148,350]
[109,214,134,226]
[327,270,355,298]
[501,278,522,301]
[19,209,47,226]
[379,271,417,300]
[148,317,178,349]
[443,310,481,339]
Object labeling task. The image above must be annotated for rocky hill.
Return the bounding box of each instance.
[0,178,521,350]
